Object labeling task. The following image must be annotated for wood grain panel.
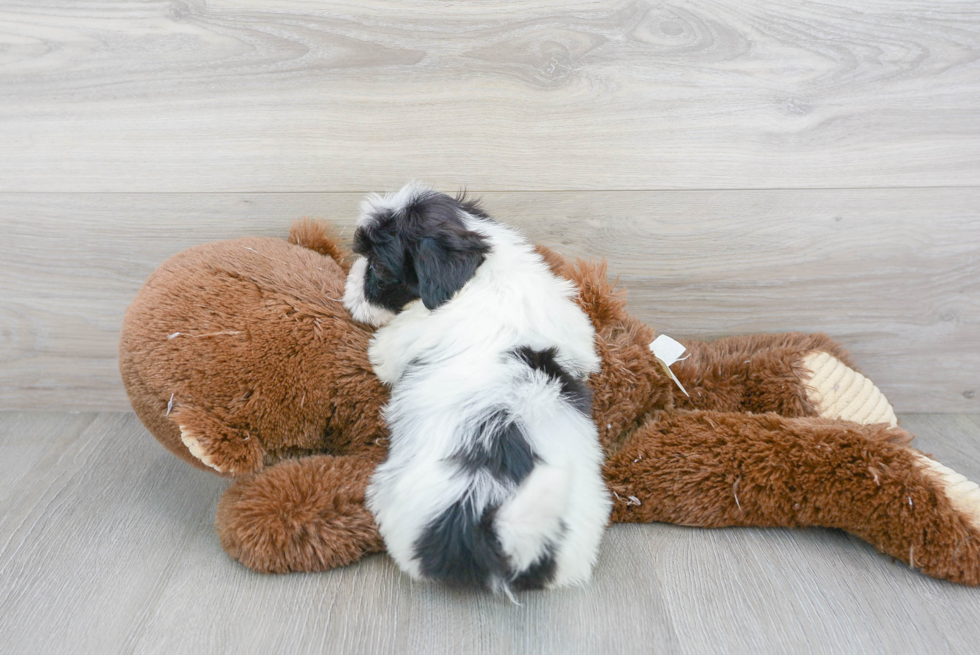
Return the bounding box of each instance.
[1,1,978,191]
[1,189,977,412]
[1,412,979,654]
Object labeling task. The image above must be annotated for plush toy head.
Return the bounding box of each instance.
[119,221,388,475]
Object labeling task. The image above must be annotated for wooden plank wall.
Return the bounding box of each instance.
[1,1,978,412]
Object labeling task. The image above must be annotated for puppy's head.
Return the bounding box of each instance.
[343,183,491,326]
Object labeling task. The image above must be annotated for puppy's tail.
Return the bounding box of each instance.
[492,464,570,594]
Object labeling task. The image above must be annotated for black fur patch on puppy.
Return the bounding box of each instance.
[414,500,508,589]
[353,190,490,313]
[450,411,538,485]
[513,347,593,416]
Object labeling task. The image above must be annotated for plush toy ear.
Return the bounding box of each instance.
[414,232,488,311]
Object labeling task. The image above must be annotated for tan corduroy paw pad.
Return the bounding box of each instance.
[801,351,898,427]
[180,426,225,473]
[914,453,980,529]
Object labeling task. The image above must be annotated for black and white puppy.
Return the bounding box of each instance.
[344,183,611,595]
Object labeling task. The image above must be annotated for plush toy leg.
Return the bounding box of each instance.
[171,406,266,476]
[606,410,980,586]
[673,333,897,426]
[216,455,383,573]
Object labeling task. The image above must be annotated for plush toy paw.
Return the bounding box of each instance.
[801,351,898,427]
[216,455,384,573]
[915,454,980,529]
[172,407,266,475]
[901,451,980,585]
[180,428,224,473]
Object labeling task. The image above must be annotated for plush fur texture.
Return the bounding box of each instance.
[121,216,980,588]
[344,185,610,593]
[218,454,384,573]
[119,232,387,476]
[605,413,980,586]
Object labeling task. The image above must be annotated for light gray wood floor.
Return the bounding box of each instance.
[1,411,979,655]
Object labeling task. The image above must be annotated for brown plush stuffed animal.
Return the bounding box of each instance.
[120,220,980,586]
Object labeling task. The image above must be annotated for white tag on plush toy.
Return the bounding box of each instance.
[650,334,690,397]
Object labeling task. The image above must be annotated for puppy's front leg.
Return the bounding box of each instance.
[367,311,430,386]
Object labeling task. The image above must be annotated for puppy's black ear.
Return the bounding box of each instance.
[414,230,488,311]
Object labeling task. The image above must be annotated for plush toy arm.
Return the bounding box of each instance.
[216,454,383,573]
[671,333,898,426]
[605,410,980,586]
